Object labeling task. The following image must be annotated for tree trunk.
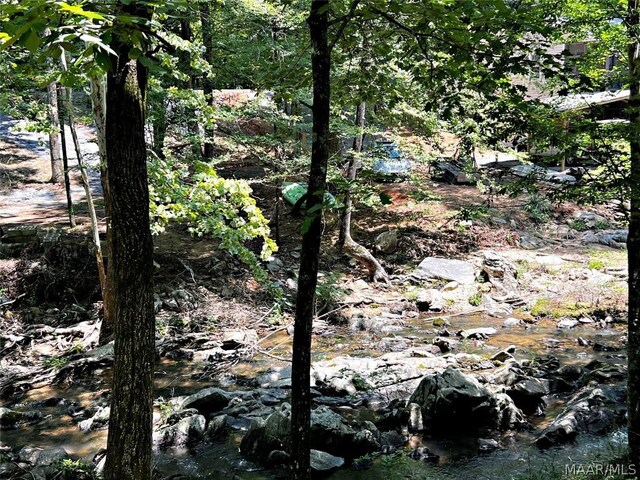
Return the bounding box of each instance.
[62,87,108,328]
[290,1,330,479]
[352,101,366,152]
[151,95,168,158]
[337,102,389,283]
[338,101,365,249]
[57,85,75,228]
[627,0,640,470]
[343,235,389,283]
[47,81,63,183]
[89,75,115,344]
[103,8,155,480]
[199,0,216,159]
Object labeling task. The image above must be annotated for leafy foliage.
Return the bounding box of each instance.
[148,154,278,295]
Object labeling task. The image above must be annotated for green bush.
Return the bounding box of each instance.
[524,193,553,224]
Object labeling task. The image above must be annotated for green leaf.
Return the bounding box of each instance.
[128,47,142,59]
[57,2,105,20]
[22,30,41,53]
[95,50,112,72]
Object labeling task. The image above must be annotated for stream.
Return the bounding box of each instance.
[1,311,628,479]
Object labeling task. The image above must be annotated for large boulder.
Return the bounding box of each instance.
[240,404,290,463]
[408,366,527,432]
[412,258,476,285]
[19,446,69,465]
[482,363,549,414]
[0,407,42,429]
[179,387,231,414]
[153,410,206,448]
[535,384,627,448]
[239,403,380,464]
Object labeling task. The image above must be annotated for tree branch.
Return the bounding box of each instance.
[328,0,362,51]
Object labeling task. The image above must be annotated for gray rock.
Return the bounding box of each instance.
[408,447,439,462]
[78,406,110,431]
[506,377,548,414]
[310,449,344,472]
[153,413,206,448]
[266,257,284,273]
[442,281,459,291]
[587,364,626,383]
[535,385,627,448]
[408,366,528,432]
[162,298,181,312]
[581,229,628,248]
[413,257,476,285]
[408,402,424,432]
[180,387,231,414]
[459,327,497,339]
[375,230,398,253]
[206,414,228,439]
[502,317,522,327]
[0,407,42,429]
[221,329,258,350]
[433,336,459,352]
[415,289,444,312]
[478,438,499,452]
[557,319,579,329]
[491,345,516,363]
[482,251,518,296]
[593,342,622,352]
[240,403,379,463]
[240,405,289,461]
[19,446,69,465]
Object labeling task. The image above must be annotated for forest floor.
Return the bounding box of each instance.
[0,115,630,369]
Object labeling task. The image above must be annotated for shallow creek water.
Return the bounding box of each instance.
[0,312,628,479]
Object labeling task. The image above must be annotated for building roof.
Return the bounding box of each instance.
[543,89,630,112]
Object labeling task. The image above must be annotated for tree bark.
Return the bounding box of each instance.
[57,85,75,228]
[89,75,115,344]
[627,0,640,471]
[199,0,216,159]
[47,81,63,183]
[290,1,330,478]
[103,7,155,480]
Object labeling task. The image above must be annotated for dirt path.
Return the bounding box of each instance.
[0,113,102,226]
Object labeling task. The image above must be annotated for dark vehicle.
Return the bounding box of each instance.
[370,141,412,180]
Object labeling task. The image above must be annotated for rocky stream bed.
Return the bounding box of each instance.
[0,238,631,480]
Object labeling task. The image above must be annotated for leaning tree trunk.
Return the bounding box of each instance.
[46,80,63,183]
[290,2,330,479]
[62,87,108,330]
[103,7,155,480]
[337,101,389,283]
[627,0,640,470]
[89,75,115,343]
